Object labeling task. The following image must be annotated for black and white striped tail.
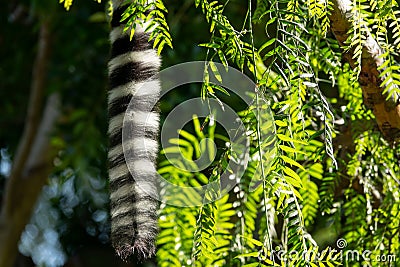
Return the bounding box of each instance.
[108,0,161,261]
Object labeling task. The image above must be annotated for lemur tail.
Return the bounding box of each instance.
[108,0,160,261]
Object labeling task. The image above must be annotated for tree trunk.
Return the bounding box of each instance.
[0,20,59,267]
[330,0,400,142]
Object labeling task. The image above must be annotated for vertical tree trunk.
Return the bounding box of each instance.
[0,20,59,267]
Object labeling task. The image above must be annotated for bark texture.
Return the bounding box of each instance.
[330,0,400,142]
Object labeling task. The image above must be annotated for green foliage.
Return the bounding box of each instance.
[157,116,234,266]
[59,0,172,54]
[118,0,173,54]
[156,0,400,266]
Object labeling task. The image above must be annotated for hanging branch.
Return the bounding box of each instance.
[329,0,400,142]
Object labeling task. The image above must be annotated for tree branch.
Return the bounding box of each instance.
[0,20,59,267]
[6,20,50,196]
[330,0,400,142]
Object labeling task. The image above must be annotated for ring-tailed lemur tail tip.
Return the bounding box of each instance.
[108,0,161,261]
